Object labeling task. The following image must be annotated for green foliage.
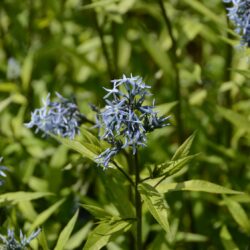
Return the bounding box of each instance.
[0,0,250,249]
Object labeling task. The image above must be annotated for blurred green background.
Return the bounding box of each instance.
[0,0,250,249]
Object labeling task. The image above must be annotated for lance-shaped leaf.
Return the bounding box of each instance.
[172,133,196,161]
[0,191,52,204]
[29,199,65,233]
[139,183,171,236]
[153,180,242,195]
[151,154,198,179]
[83,218,132,250]
[81,204,114,219]
[54,136,97,161]
[223,196,250,234]
[220,225,239,250]
[217,106,250,134]
[54,210,79,250]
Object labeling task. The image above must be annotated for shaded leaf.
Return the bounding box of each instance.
[224,196,250,234]
[29,199,65,233]
[220,225,239,250]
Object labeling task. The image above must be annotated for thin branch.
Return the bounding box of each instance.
[92,9,114,80]
[157,0,184,143]
[112,160,135,187]
[134,152,142,250]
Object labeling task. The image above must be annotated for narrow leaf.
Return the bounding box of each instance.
[220,225,239,250]
[54,136,97,161]
[217,106,250,133]
[65,222,93,250]
[224,197,250,234]
[139,183,171,236]
[21,52,33,92]
[172,133,196,160]
[54,210,79,250]
[83,219,131,250]
[29,199,65,233]
[81,204,113,219]
[0,191,52,204]
[155,180,242,195]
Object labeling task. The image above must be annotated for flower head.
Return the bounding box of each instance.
[95,75,170,168]
[25,93,83,139]
[223,0,250,46]
[0,228,41,250]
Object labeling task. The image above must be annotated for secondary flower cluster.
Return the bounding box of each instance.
[0,157,8,186]
[0,228,40,250]
[223,0,250,46]
[95,75,170,168]
[25,93,83,139]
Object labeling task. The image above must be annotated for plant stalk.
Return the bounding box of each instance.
[157,0,184,143]
[134,152,142,250]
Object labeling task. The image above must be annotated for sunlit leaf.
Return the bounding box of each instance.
[83,219,132,250]
[54,210,79,250]
[139,183,171,236]
[154,180,242,195]
[0,191,52,204]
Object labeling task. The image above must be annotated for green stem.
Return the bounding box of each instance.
[92,8,114,80]
[134,152,142,250]
[157,0,184,143]
[112,160,135,187]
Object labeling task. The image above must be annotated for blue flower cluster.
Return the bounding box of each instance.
[26,93,83,139]
[223,0,250,46]
[0,157,8,186]
[96,75,170,168]
[0,228,40,249]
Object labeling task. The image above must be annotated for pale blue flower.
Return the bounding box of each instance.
[25,93,83,139]
[0,228,40,250]
[96,74,170,168]
[223,0,250,46]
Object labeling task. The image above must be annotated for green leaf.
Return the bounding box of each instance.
[0,191,52,204]
[139,183,171,236]
[21,52,33,92]
[50,145,68,168]
[172,133,196,160]
[154,180,242,195]
[39,229,50,250]
[65,222,93,250]
[176,232,208,242]
[83,219,132,250]
[155,101,177,116]
[217,106,250,134]
[224,197,250,234]
[99,169,135,218]
[54,210,79,250]
[154,154,198,179]
[81,204,113,219]
[79,127,100,145]
[183,0,223,25]
[0,96,12,113]
[220,225,239,250]
[29,199,65,233]
[54,136,97,161]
